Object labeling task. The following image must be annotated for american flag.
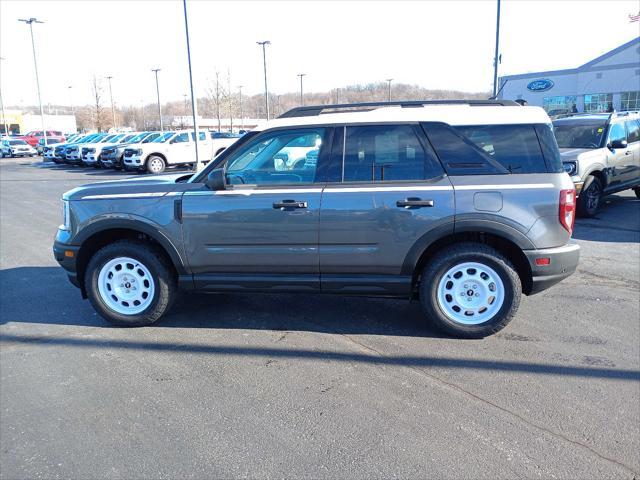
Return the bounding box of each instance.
[630,12,640,22]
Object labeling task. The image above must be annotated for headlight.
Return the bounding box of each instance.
[60,200,71,231]
[136,148,143,155]
[563,162,577,176]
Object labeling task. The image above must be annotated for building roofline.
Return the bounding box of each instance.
[500,36,640,81]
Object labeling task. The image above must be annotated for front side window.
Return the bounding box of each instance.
[342,125,435,182]
[173,133,189,143]
[225,128,325,185]
[608,123,626,144]
[191,132,207,141]
[584,93,613,113]
[625,120,640,143]
[552,120,606,149]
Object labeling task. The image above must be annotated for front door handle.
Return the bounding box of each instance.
[273,199,308,210]
[624,151,633,156]
[396,197,434,208]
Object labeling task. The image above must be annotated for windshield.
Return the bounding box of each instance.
[553,122,606,149]
[120,134,135,143]
[127,133,146,143]
[9,140,28,145]
[99,135,118,143]
[152,132,175,143]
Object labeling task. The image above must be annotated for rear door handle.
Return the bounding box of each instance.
[396,198,434,208]
[273,199,308,210]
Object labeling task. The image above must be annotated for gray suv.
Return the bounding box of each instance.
[554,111,640,217]
[53,100,580,338]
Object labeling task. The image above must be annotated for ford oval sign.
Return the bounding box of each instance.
[527,79,554,92]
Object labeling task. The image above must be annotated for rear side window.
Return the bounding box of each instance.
[421,122,506,175]
[423,123,550,175]
[534,124,563,173]
[342,125,441,182]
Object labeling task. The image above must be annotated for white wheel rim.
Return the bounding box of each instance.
[436,261,505,325]
[149,158,163,173]
[97,257,155,315]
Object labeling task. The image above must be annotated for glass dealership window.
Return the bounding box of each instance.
[543,96,577,116]
[583,93,613,113]
[620,91,640,111]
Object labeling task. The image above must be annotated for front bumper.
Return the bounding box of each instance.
[84,153,99,164]
[123,154,143,169]
[53,239,81,289]
[524,242,580,295]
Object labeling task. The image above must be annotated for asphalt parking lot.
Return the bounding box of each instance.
[1,158,639,479]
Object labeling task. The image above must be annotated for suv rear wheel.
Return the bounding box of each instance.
[85,240,177,326]
[577,175,602,217]
[419,242,521,338]
[146,155,166,174]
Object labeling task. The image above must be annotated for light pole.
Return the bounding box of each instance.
[19,17,47,152]
[0,57,8,136]
[151,68,163,131]
[297,73,306,106]
[106,75,116,131]
[182,0,200,170]
[492,0,501,98]
[257,40,270,120]
[237,85,243,132]
[385,78,393,102]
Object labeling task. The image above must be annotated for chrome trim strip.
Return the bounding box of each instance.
[454,183,555,190]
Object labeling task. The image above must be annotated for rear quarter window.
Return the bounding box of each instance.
[422,123,554,175]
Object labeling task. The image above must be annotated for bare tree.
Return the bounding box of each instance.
[91,76,104,132]
[206,71,226,132]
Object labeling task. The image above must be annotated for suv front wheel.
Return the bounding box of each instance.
[420,243,521,338]
[85,240,177,326]
[146,155,166,174]
[577,175,602,217]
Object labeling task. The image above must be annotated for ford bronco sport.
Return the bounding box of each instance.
[54,100,580,338]
[553,111,640,217]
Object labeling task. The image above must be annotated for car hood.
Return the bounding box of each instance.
[63,173,197,201]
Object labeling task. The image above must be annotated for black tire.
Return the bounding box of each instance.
[85,240,177,326]
[419,242,521,339]
[146,155,166,174]
[634,188,640,199]
[577,175,602,218]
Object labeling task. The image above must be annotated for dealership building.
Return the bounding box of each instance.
[498,37,640,116]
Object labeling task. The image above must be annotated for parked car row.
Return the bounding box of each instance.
[1,138,38,157]
[44,130,240,173]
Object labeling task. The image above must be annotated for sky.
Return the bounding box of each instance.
[1,0,639,108]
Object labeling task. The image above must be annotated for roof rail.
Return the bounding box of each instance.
[278,99,521,118]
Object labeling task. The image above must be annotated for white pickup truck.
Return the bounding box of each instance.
[122,130,237,173]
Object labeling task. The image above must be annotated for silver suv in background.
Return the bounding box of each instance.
[54,100,580,339]
[554,111,640,216]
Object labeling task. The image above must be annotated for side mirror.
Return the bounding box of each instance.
[205,167,226,191]
[609,139,628,150]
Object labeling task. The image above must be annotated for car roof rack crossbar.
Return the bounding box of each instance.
[278,99,521,118]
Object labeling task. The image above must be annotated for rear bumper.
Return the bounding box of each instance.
[524,242,580,295]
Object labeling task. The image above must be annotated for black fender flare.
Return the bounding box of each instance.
[73,217,188,275]
[401,215,534,276]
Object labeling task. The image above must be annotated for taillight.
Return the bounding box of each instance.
[559,189,576,234]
